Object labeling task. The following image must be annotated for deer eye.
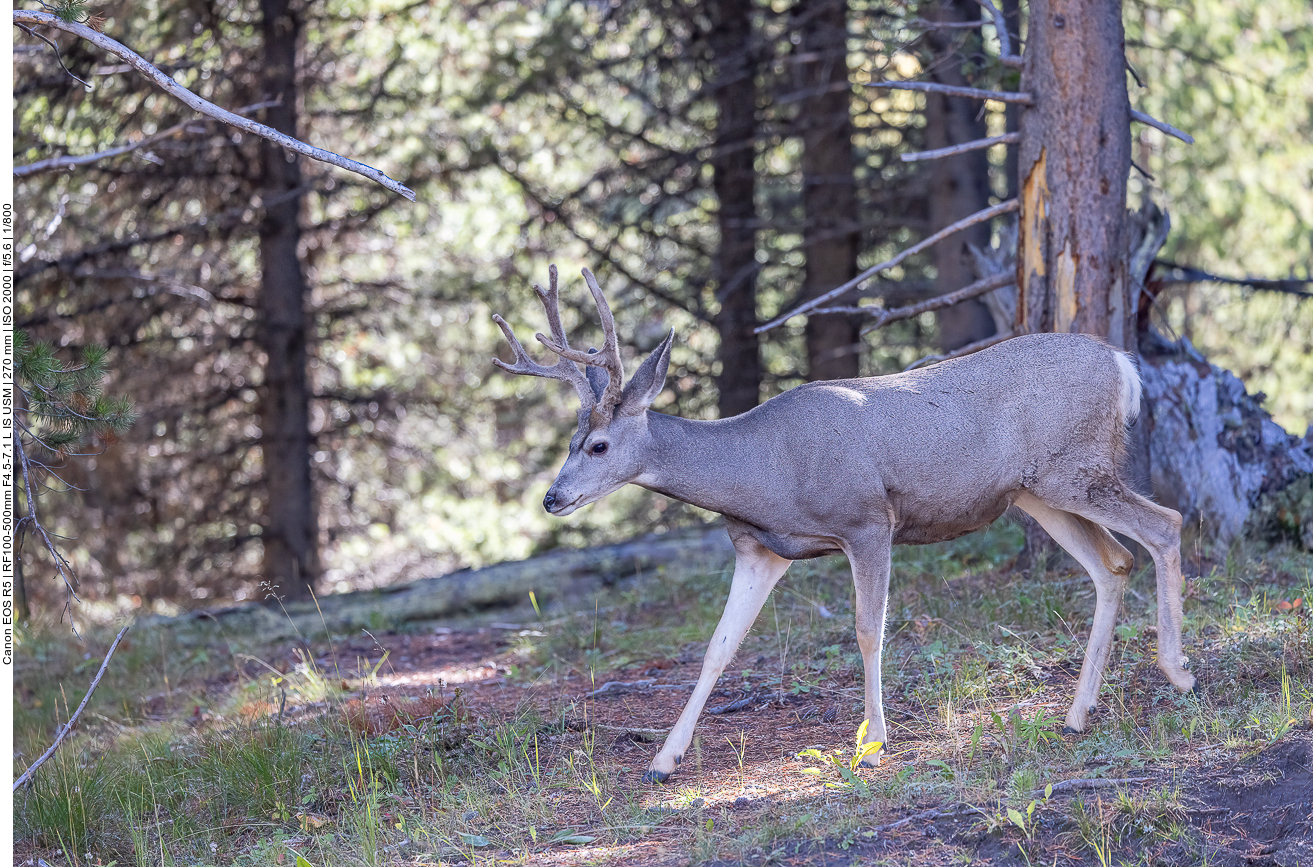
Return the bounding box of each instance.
[590,441,609,456]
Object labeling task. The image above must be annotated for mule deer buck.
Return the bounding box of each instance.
[492,266,1195,783]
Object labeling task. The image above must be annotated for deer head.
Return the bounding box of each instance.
[492,266,673,516]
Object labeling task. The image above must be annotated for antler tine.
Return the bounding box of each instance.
[531,264,573,354]
[538,268,626,416]
[491,266,596,411]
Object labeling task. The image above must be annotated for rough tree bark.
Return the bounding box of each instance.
[1013,0,1312,551]
[709,0,763,415]
[1016,0,1133,350]
[796,0,862,381]
[257,0,318,600]
[923,0,996,350]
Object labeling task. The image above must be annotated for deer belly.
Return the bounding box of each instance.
[890,496,1011,545]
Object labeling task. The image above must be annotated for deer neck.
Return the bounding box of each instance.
[635,411,760,517]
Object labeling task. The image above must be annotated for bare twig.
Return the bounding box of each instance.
[15,100,279,178]
[15,21,90,86]
[13,626,131,791]
[973,0,1024,67]
[757,199,1019,333]
[11,10,415,200]
[1130,109,1194,145]
[904,331,1013,371]
[868,80,1033,105]
[901,132,1019,163]
[858,273,1015,334]
[13,430,81,611]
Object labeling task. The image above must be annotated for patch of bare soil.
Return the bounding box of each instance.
[262,627,1311,866]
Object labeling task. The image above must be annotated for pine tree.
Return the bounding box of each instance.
[13,330,135,621]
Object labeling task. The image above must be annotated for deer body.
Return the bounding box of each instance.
[495,268,1195,783]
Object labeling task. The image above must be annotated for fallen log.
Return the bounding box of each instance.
[158,527,734,640]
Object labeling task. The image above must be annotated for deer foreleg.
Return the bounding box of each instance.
[644,537,790,783]
[848,528,894,766]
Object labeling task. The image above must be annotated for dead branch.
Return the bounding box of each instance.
[15,101,279,178]
[901,132,1019,163]
[1036,776,1155,796]
[873,804,980,833]
[973,0,1024,67]
[858,272,1015,334]
[868,80,1033,105]
[13,429,81,616]
[907,18,985,30]
[13,626,130,791]
[11,10,416,200]
[1130,109,1194,145]
[904,331,1013,371]
[1155,262,1313,298]
[757,199,1019,333]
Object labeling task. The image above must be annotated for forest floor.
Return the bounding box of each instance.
[13,524,1313,866]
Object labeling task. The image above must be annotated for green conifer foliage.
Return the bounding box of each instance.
[13,329,135,617]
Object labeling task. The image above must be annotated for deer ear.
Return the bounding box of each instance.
[617,330,674,417]
[584,348,610,400]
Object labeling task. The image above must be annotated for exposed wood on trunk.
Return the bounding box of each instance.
[797,0,861,381]
[257,0,318,600]
[1015,0,1132,349]
[710,0,762,415]
[923,0,996,351]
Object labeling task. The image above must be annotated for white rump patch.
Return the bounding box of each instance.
[1114,351,1142,425]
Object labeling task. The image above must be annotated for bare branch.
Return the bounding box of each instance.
[15,22,89,87]
[14,430,81,609]
[13,626,130,791]
[11,11,416,200]
[15,101,279,178]
[973,0,1024,67]
[906,18,987,30]
[757,199,1019,333]
[901,132,1019,163]
[857,273,1015,334]
[1155,261,1313,298]
[1035,777,1155,796]
[867,80,1032,104]
[904,331,1013,371]
[1130,109,1194,145]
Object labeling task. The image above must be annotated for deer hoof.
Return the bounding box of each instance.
[1062,725,1080,735]
[642,768,670,784]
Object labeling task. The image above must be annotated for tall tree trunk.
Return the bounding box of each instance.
[1016,0,1132,349]
[923,0,996,350]
[709,0,762,416]
[796,0,861,381]
[258,0,318,600]
[1002,0,1022,202]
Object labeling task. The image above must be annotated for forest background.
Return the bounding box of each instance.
[12,0,1313,617]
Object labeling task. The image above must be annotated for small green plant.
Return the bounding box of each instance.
[797,719,882,795]
[988,783,1052,866]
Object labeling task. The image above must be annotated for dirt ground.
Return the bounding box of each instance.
[256,625,1313,867]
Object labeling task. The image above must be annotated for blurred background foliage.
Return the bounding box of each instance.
[11,0,1312,613]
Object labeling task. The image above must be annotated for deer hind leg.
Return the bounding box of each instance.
[1033,483,1196,697]
[846,527,894,766]
[644,536,790,783]
[1014,492,1134,733]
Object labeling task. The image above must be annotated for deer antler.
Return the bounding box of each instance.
[492,266,626,423]
[536,268,625,423]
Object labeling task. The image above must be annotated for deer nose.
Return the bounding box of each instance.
[543,491,557,512]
